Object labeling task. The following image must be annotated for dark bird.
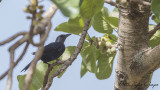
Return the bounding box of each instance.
[21,34,71,72]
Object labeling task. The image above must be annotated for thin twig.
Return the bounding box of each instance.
[28,0,38,47]
[0,42,29,80]
[0,32,27,46]
[8,36,28,52]
[104,0,118,8]
[148,22,160,38]
[14,42,30,68]
[29,21,52,46]
[5,34,28,90]
[87,32,94,44]
[44,19,91,90]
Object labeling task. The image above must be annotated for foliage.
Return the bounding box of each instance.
[51,0,80,18]
[151,0,160,23]
[55,16,85,35]
[92,7,118,33]
[149,25,160,48]
[80,0,104,19]
[150,0,160,48]
[80,40,116,79]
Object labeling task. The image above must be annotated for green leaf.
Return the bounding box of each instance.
[103,7,118,29]
[55,22,70,33]
[105,17,118,29]
[151,0,160,22]
[111,8,119,18]
[55,16,85,35]
[80,42,97,73]
[149,30,160,48]
[80,39,116,79]
[92,9,113,34]
[149,25,160,48]
[80,0,104,19]
[92,7,118,34]
[17,62,48,90]
[153,17,160,24]
[103,34,117,43]
[17,75,25,90]
[80,61,88,77]
[60,46,76,60]
[102,7,110,18]
[51,0,80,18]
[96,54,115,79]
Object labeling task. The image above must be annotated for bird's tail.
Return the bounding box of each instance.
[21,61,32,72]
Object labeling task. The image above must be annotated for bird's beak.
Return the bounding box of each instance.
[65,34,71,37]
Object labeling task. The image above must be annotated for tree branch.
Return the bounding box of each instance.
[43,60,65,88]
[131,44,160,82]
[148,22,160,38]
[0,32,27,46]
[6,50,14,90]
[0,33,29,82]
[28,0,38,47]
[141,45,160,76]
[43,19,91,90]
[0,42,29,80]
[5,35,28,90]
[104,0,118,8]
[29,21,52,46]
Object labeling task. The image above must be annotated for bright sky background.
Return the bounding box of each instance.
[0,0,160,90]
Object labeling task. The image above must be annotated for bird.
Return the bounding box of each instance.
[21,33,71,72]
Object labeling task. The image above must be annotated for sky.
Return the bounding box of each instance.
[0,0,160,90]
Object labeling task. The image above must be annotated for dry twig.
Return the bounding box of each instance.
[0,32,27,46]
[148,22,160,38]
[0,39,29,80]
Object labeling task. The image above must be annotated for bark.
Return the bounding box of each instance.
[115,0,151,90]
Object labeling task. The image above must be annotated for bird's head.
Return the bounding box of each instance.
[55,34,71,43]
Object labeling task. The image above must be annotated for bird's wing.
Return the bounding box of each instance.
[32,42,64,55]
[43,42,64,53]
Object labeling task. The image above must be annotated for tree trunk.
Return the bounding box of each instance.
[114,1,151,90]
